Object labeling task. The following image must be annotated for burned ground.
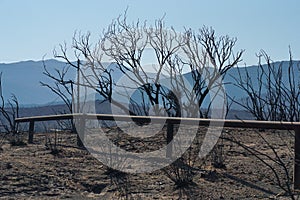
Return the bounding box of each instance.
[0,126,297,199]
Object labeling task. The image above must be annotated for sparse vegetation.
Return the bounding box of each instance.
[162,157,197,189]
[44,129,62,155]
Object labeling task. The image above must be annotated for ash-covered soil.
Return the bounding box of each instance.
[0,125,298,199]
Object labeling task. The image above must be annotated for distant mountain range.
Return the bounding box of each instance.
[0,59,71,106]
[0,59,299,118]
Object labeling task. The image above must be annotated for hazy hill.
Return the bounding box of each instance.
[0,59,299,120]
[0,59,72,106]
[224,61,300,109]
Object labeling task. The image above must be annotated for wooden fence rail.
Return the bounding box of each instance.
[15,113,300,190]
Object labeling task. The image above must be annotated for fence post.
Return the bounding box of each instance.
[76,117,86,147]
[28,120,35,144]
[166,122,174,158]
[294,126,300,190]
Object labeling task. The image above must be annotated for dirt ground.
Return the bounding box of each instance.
[0,125,298,199]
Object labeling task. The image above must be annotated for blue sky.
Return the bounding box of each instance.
[1,0,300,65]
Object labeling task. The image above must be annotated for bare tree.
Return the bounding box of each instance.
[0,72,23,145]
[41,62,74,114]
[101,15,185,117]
[53,32,131,113]
[229,49,300,199]
[49,13,243,121]
[0,72,19,134]
[40,61,79,145]
[232,49,300,121]
[171,27,244,118]
[47,32,131,146]
[100,16,244,119]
